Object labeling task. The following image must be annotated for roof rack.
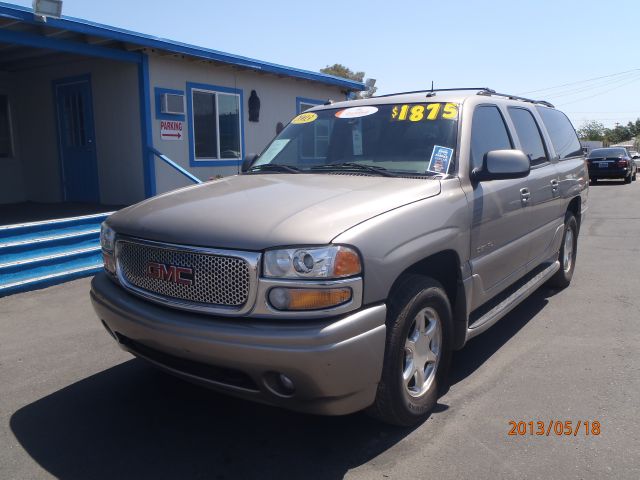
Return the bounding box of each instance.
[478,90,555,108]
[373,87,555,108]
[374,87,493,98]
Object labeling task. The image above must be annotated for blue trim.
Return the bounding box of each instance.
[150,148,202,184]
[138,55,155,197]
[0,2,364,91]
[154,87,186,121]
[0,26,139,63]
[186,82,244,168]
[52,74,101,203]
[296,96,325,114]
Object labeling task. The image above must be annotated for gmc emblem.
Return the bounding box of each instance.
[146,261,195,286]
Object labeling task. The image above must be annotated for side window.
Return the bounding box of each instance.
[470,105,512,170]
[508,107,548,166]
[535,106,582,160]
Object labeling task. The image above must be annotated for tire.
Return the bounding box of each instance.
[625,174,632,184]
[547,212,578,289]
[590,178,598,185]
[633,171,637,181]
[368,275,453,426]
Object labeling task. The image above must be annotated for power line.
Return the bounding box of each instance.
[518,68,640,94]
[558,75,640,106]
[543,72,640,99]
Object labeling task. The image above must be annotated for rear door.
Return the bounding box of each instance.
[54,76,99,203]
[469,105,530,301]
[506,107,563,267]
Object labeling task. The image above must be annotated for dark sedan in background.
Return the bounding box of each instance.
[587,147,637,184]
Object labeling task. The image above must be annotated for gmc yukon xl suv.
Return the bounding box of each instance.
[91,88,588,426]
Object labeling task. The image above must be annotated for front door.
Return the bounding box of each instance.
[468,105,530,308]
[54,76,99,203]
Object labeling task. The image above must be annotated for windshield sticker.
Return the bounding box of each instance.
[427,145,454,174]
[291,112,318,124]
[254,139,290,166]
[391,103,458,122]
[352,123,363,156]
[335,106,378,119]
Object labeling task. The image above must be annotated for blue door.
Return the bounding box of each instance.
[54,77,99,203]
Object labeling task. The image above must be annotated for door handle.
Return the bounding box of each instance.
[520,187,531,205]
[550,179,559,191]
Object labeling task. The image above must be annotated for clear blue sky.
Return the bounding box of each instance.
[9,0,640,129]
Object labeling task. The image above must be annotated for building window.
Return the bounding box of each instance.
[0,94,14,158]
[191,87,242,161]
[296,97,324,114]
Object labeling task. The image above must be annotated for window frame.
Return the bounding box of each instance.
[296,96,324,114]
[186,82,244,167]
[469,103,514,175]
[507,106,550,168]
[0,93,15,160]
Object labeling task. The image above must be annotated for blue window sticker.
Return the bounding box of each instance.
[428,145,454,174]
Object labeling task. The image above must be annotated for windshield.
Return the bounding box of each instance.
[252,103,459,176]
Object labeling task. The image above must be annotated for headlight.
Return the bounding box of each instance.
[100,222,116,252]
[263,245,361,279]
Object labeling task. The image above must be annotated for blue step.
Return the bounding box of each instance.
[0,211,112,242]
[0,211,112,297]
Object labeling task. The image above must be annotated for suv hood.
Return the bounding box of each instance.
[108,174,441,251]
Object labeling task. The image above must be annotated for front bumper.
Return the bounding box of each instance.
[90,273,387,416]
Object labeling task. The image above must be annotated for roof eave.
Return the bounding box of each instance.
[0,2,366,91]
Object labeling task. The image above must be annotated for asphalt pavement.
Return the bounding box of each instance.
[1,179,639,479]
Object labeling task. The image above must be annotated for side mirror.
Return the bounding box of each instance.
[472,149,530,181]
[241,153,259,173]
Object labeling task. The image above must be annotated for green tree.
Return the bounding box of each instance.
[320,63,377,98]
[603,124,633,145]
[577,120,605,141]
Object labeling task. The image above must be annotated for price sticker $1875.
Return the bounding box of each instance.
[391,103,458,122]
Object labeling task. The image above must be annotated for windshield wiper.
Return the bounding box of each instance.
[310,162,398,177]
[247,164,301,174]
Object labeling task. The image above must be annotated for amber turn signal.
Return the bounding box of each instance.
[102,252,116,274]
[268,287,352,311]
[333,248,361,277]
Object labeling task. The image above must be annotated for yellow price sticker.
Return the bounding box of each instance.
[291,112,318,124]
[391,103,458,122]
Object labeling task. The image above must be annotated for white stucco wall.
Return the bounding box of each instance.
[148,54,348,194]
[1,58,145,206]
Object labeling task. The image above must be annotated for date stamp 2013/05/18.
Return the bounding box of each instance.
[508,420,601,437]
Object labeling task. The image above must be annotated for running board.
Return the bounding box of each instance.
[466,260,560,341]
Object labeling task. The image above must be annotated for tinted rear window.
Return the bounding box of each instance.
[508,107,548,166]
[589,148,626,157]
[536,107,582,159]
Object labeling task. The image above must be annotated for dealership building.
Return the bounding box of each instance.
[0,2,364,208]
[0,2,364,296]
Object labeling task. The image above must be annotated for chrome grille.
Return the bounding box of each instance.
[117,240,251,307]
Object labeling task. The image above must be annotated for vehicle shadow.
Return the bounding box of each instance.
[10,359,426,480]
[10,288,556,480]
[448,286,553,386]
[589,179,627,186]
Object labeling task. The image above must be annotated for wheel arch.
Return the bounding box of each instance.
[387,249,468,349]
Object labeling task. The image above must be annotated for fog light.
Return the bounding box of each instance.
[268,287,352,311]
[264,371,296,396]
[279,374,295,393]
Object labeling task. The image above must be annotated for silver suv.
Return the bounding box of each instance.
[92,88,588,426]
